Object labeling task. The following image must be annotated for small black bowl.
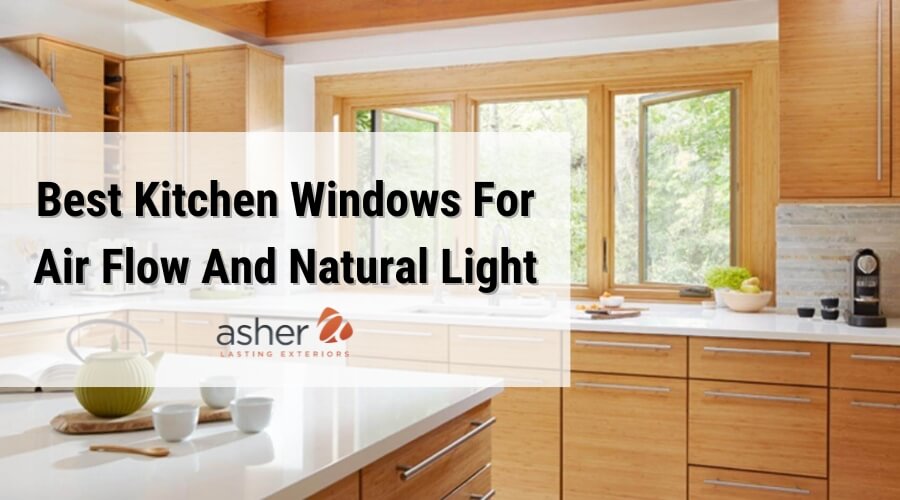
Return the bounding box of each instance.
[797,307,815,318]
[821,297,839,309]
[821,308,840,321]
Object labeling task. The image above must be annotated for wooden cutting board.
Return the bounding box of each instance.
[51,404,231,435]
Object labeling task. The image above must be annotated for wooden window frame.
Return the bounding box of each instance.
[315,42,778,301]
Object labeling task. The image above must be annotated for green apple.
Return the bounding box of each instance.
[741,284,761,294]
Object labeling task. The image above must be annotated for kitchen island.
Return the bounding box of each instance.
[0,356,502,499]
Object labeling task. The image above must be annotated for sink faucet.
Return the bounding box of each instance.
[488,223,512,306]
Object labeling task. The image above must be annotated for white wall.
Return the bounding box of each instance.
[273,0,778,132]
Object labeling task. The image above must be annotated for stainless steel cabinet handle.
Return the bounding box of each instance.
[397,417,496,481]
[877,0,884,181]
[358,328,432,338]
[182,64,190,185]
[458,334,544,343]
[169,65,176,132]
[703,346,811,357]
[50,50,57,132]
[704,479,810,495]
[471,489,496,500]
[134,318,164,324]
[704,390,811,404]
[576,339,671,350]
[576,381,671,393]
[852,400,900,410]
[850,353,900,362]
[180,319,211,326]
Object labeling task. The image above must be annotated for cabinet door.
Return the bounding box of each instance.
[563,372,686,500]
[831,389,900,500]
[38,40,104,132]
[124,56,183,132]
[780,0,891,197]
[183,49,246,132]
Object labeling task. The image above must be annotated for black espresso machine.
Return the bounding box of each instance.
[848,249,887,328]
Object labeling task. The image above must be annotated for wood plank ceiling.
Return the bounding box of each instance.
[132,0,726,44]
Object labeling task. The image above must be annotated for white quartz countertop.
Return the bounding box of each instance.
[0,356,502,499]
[3,292,900,346]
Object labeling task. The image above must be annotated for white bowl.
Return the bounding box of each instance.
[152,403,199,442]
[599,295,625,308]
[230,396,274,433]
[722,290,772,313]
[200,377,237,409]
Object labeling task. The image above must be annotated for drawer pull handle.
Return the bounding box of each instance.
[703,346,811,357]
[180,320,211,326]
[704,479,810,495]
[458,334,544,343]
[852,400,900,410]
[134,318,164,324]
[704,390,811,404]
[575,381,671,393]
[471,489,496,500]
[576,340,671,350]
[397,417,496,481]
[359,329,433,338]
[850,353,900,362]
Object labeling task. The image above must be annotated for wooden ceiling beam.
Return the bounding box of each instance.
[132,0,269,45]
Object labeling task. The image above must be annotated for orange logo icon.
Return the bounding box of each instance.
[317,307,353,343]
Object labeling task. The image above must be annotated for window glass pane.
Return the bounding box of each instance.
[614,90,733,286]
[353,105,453,265]
[477,98,588,284]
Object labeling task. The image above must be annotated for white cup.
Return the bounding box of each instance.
[152,403,200,442]
[230,396,274,434]
[200,377,237,409]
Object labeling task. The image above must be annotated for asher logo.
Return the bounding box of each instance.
[317,307,354,343]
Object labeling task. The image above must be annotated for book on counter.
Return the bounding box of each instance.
[0,353,78,393]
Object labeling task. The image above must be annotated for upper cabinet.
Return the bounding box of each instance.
[37,39,104,132]
[780,0,893,198]
[124,46,283,132]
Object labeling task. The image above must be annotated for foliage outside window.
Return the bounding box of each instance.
[614,89,735,286]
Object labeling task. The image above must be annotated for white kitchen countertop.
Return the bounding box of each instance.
[0,355,502,499]
[2,291,900,345]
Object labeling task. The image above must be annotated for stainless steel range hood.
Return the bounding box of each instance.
[0,46,67,116]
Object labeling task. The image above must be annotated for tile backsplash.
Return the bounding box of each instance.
[777,204,900,316]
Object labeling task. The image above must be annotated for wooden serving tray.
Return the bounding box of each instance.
[51,404,230,434]
[583,309,642,320]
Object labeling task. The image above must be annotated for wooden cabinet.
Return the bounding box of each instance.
[571,331,686,377]
[126,310,176,351]
[300,472,360,500]
[689,380,827,477]
[76,311,129,348]
[689,466,827,499]
[348,320,448,362]
[125,46,283,133]
[831,343,900,392]
[689,338,827,386]
[175,312,226,348]
[564,372,686,500]
[37,40,104,133]
[830,389,900,499]
[449,326,561,370]
[0,317,78,356]
[445,464,492,500]
[780,0,893,198]
[361,401,492,499]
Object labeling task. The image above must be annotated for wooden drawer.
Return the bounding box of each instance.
[362,401,492,500]
[689,380,827,477]
[77,312,128,348]
[689,338,827,386]
[176,312,227,348]
[564,372,686,500]
[830,389,900,500]
[831,344,900,392]
[572,331,686,377]
[176,344,228,357]
[304,472,360,500]
[0,317,77,356]
[445,463,492,500]
[127,311,176,345]
[449,326,560,370]
[348,321,447,362]
[689,466,827,499]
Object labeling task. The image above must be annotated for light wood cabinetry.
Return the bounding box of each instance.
[689,466,827,499]
[830,388,900,500]
[831,343,900,392]
[304,472,360,500]
[123,56,183,133]
[689,338,827,386]
[571,331,686,377]
[175,312,226,348]
[449,326,561,370]
[689,380,827,478]
[0,317,77,356]
[564,372,686,500]
[780,0,892,198]
[37,40,104,133]
[348,320,448,362]
[445,464,492,500]
[126,310,176,351]
[76,311,128,348]
[361,401,492,499]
